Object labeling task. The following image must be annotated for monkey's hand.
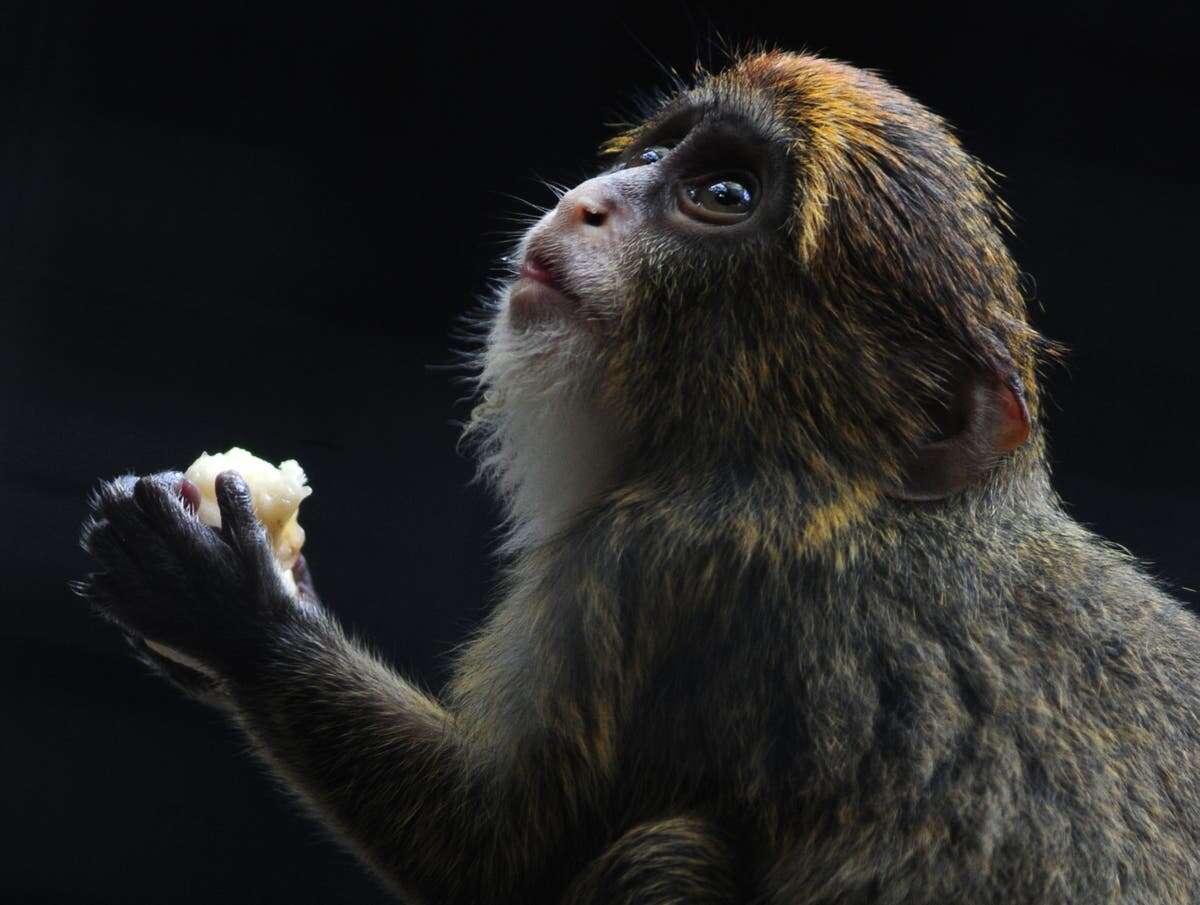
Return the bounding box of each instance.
[76,471,316,682]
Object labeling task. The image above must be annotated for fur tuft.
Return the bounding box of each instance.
[461,290,628,554]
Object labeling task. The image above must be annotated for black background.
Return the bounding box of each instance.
[3,2,1198,902]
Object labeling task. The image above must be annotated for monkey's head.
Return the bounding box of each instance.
[474,51,1050,539]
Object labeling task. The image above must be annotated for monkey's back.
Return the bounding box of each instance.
[587,482,1200,904]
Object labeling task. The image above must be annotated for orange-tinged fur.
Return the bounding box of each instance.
[81,51,1200,904]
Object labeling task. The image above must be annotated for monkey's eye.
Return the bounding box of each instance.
[628,145,672,168]
[679,176,756,224]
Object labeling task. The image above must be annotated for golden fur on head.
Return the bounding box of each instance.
[470,50,1057,548]
[603,51,1051,474]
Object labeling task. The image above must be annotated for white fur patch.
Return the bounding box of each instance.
[465,292,627,554]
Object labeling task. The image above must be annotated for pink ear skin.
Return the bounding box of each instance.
[890,371,1030,502]
[995,374,1031,452]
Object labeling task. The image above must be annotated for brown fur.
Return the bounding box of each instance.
[80,51,1200,903]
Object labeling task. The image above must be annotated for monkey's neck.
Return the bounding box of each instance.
[595,444,1053,565]
[478,386,632,555]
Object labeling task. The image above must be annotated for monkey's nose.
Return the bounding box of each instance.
[550,176,632,243]
[555,175,626,230]
[572,196,610,228]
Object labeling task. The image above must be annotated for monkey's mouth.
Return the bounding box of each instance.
[519,251,562,289]
[508,250,579,327]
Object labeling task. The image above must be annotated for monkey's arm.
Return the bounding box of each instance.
[233,612,539,902]
[77,472,590,904]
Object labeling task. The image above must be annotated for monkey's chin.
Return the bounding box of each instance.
[506,278,579,329]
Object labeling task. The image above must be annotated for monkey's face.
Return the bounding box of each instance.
[492,66,800,456]
[505,98,793,337]
[487,52,1040,495]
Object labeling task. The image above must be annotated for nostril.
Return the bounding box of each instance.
[581,204,607,228]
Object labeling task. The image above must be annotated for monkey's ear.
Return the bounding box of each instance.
[889,366,1030,501]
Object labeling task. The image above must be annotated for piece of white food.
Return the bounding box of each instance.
[184,446,312,593]
[145,446,312,674]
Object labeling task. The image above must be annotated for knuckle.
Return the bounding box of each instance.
[104,474,138,500]
[135,476,176,515]
[99,477,142,518]
[135,474,163,495]
[132,476,156,507]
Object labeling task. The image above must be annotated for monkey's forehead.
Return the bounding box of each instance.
[601,74,791,159]
[602,51,949,161]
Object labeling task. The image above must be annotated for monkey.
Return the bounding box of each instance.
[75,50,1200,903]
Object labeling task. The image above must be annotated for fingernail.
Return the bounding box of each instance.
[178,479,201,514]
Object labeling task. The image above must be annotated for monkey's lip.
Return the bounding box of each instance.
[519,254,560,289]
[508,252,580,325]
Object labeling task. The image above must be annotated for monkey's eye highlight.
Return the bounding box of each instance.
[628,145,672,167]
[679,177,757,224]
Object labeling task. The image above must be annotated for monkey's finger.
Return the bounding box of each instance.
[89,474,138,515]
[91,476,164,558]
[214,470,265,551]
[134,473,204,548]
[67,572,104,606]
[77,562,201,647]
[78,514,107,557]
[80,515,143,577]
[214,471,281,594]
[71,570,112,608]
[75,571,142,633]
[86,477,136,546]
